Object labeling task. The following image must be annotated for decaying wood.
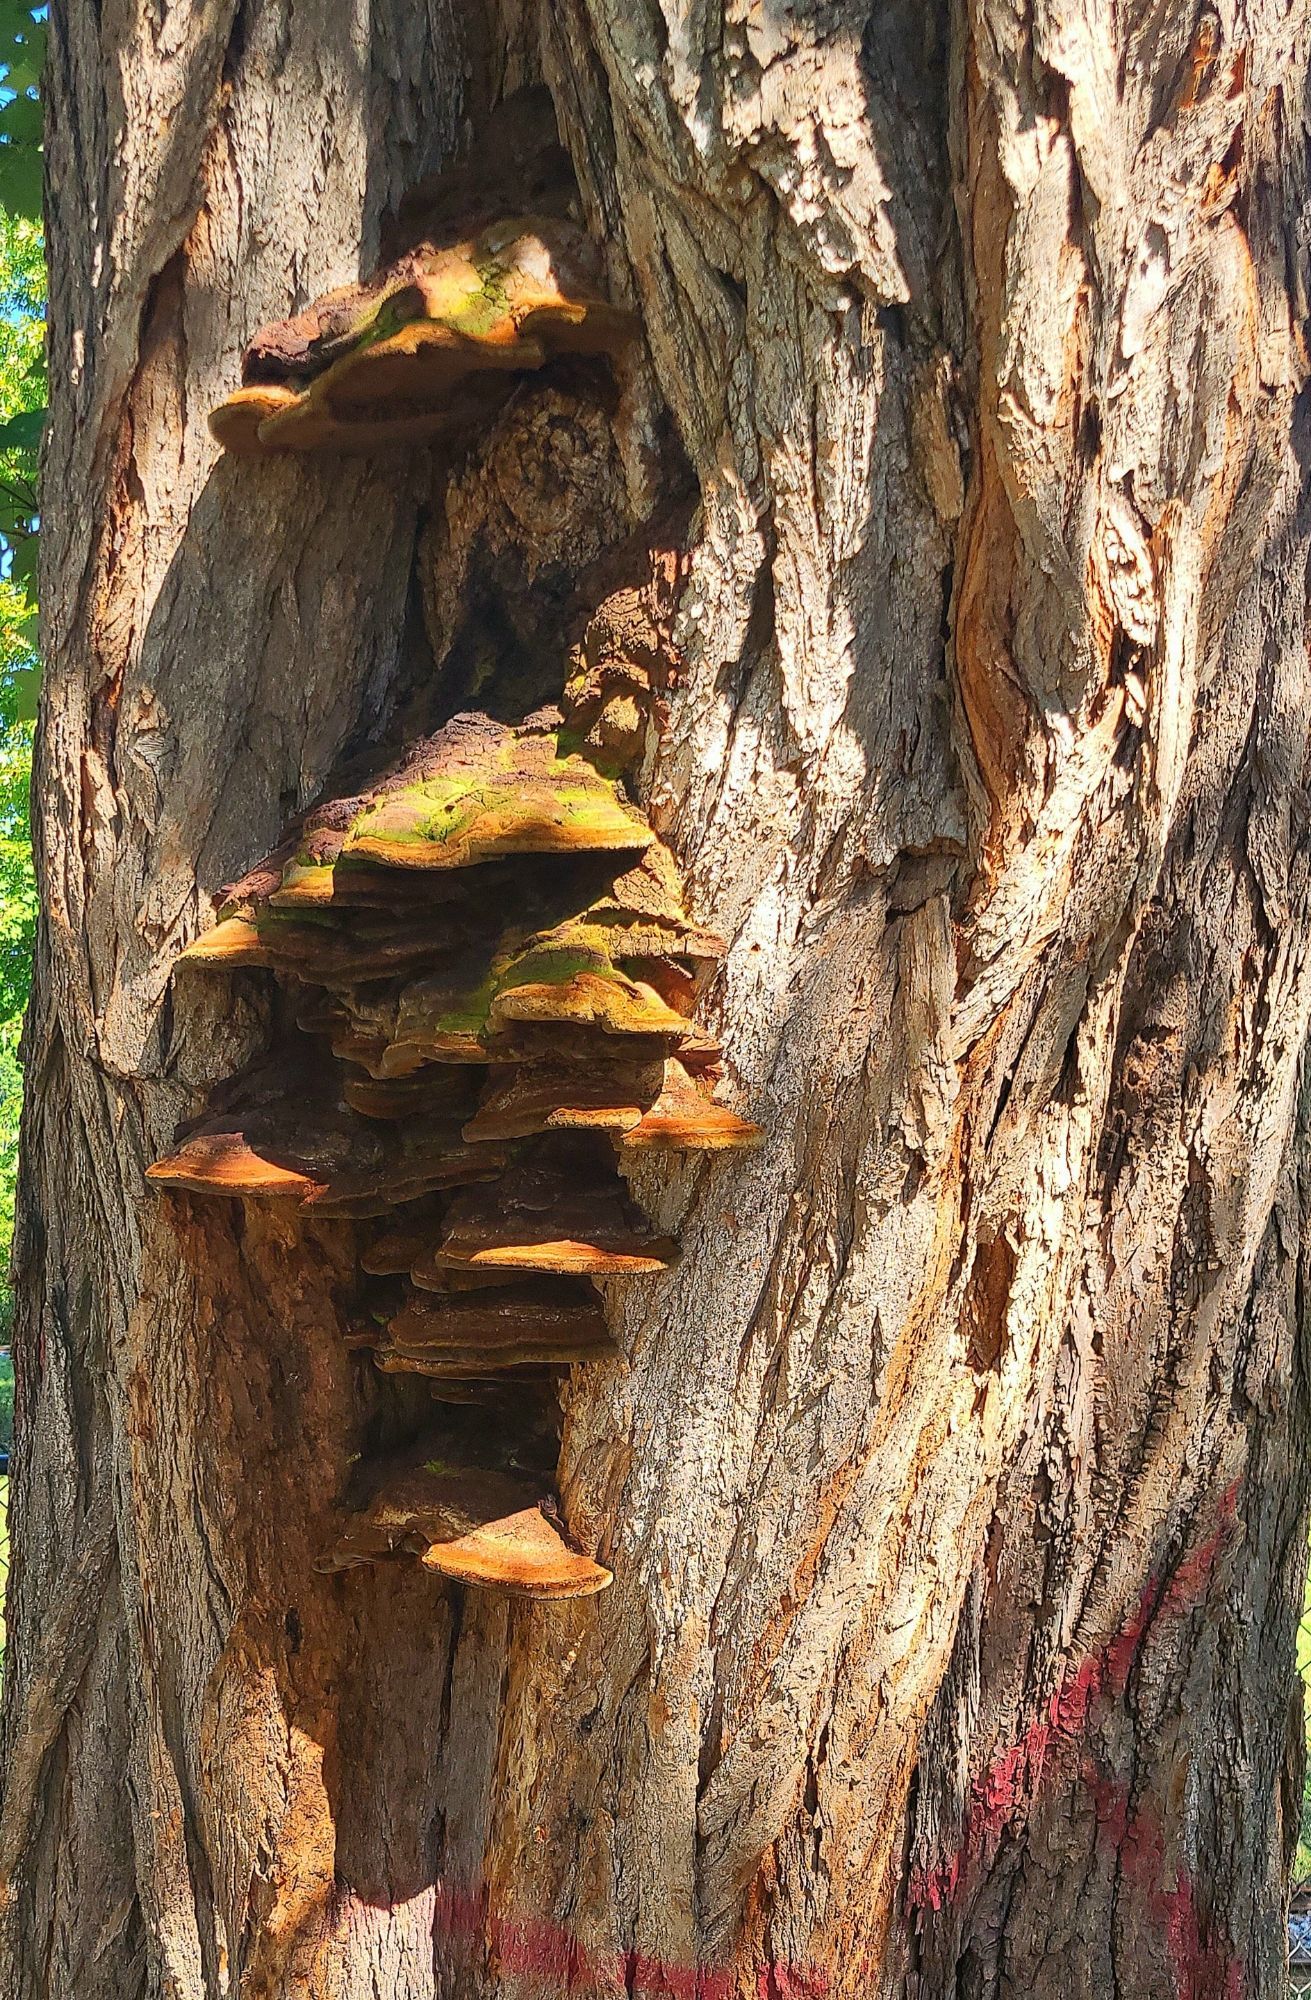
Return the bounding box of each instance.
[5,1,1311,1997]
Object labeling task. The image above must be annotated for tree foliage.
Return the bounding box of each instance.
[0,4,40,222]
[0,10,42,1276]
[0,6,43,608]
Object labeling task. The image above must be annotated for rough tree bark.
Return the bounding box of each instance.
[2,1,1310,1997]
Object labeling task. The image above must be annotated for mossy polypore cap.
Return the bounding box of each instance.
[190,722,691,925]
[488,923,691,1031]
[178,715,664,980]
[209,217,635,457]
[342,726,652,870]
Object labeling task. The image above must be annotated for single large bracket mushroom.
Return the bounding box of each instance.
[209,218,636,458]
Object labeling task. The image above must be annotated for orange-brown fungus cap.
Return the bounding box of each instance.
[421,1505,611,1599]
[384,1279,611,1354]
[210,217,634,458]
[434,1142,678,1276]
[146,1129,321,1200]
[317,1461,544,1573]
[582,845,726,962]
[377,1334,613,1373]
[621,1060,765,1153]
[462,1059,663,1141]
[344,1068,471,1122]
[207,384,303,456]
[147,1057,503,1212]
[177,916,274,968]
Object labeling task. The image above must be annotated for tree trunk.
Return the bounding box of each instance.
[4,2,1311,1997]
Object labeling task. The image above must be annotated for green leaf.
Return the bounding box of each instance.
[0,404,42,450]
[2,53,40,93]
[0,13,45,69]
[7,537,36,599]
[0,141,40,221]
[0,92,40,148]
[9,657,35,722]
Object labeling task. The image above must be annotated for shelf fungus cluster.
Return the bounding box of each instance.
[151,709,762,1602]
[168,164,761,1606]
[208,215,635,458]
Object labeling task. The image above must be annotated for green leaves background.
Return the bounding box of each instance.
[0,6,44,1281]
[0,3,41,217]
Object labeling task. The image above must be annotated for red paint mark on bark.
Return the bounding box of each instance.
[1160,1869,1245,2000]
[328,1497,1242,1998]
[1085,1762,1244,2000]
[755,1968,831,1999]
[908,1485,1242,2000]
[418,1881,826,1996]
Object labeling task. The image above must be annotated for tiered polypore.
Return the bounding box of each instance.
[153,712,760,1599]
[158,180,761,1605]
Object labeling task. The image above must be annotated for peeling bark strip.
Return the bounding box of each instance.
[6,2,1311,1998]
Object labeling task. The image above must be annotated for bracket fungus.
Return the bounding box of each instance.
[146,1062,503,1215]
[420,1505,611,1598]
[167,202,761,1608]
[432,1142,679,1276]
[381,1279,613,1365]
[175,914,275,968]
[338,715,653,870]
[316,1455,611,1601]
[461,1057,666,1141]
[620,1059,767,1153]
[154,694,760,1599]
[209,217,635,458]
